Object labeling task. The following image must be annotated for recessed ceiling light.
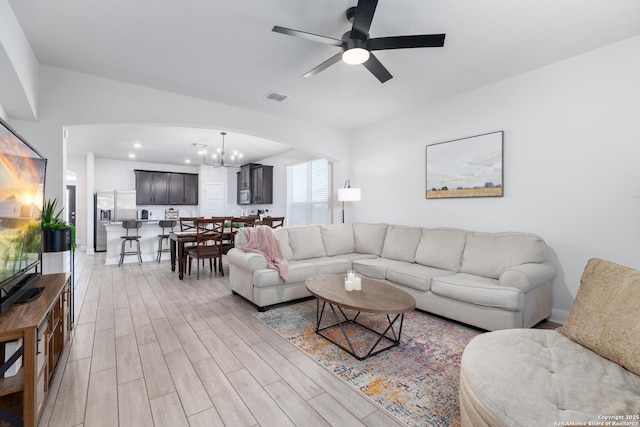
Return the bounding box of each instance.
[128,153,135,158]
[185,159,191,163]
[133,143,141,148]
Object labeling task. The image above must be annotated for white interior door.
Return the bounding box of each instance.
[204,183,224,217]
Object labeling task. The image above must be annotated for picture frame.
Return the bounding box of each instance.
[426,131,503,199]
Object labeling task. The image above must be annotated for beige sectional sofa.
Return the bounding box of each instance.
[227,223,557,331]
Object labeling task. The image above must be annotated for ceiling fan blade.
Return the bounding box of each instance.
[363,52,392,83]
[368,34,446,51]
[272,26,342,46]
[303,52,343,77]
[351,0,378,39]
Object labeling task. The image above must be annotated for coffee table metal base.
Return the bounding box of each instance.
[313,299,406,360]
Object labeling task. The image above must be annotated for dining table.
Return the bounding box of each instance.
[169,228,235,280]
[169,231,196,279]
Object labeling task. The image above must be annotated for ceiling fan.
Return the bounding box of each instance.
[272,0,446,83]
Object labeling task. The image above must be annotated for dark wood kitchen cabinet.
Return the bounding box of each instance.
[135,170,198,205]
[236,164,273,205]
[250,164,273,204]
[135,170,169,204]
[169,173,198,205]
[238,164,252,190]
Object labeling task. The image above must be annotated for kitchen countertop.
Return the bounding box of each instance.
[104,220,160,225]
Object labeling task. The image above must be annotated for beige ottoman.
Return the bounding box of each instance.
[460,328,640,426]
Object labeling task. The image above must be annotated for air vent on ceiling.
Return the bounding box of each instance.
[264,91,289,102]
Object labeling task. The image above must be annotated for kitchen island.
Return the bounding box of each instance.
[103,221,174,265]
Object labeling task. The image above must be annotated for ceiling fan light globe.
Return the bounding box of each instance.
[342,48,369,65]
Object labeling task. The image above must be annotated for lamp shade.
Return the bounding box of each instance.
[338,187,361,202]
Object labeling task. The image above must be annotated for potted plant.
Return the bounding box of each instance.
[42,197,76,252]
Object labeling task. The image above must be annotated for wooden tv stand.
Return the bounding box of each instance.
[0,273,71,427]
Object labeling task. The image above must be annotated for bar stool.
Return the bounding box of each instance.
[156,219,177,262]
[119,220,143,266]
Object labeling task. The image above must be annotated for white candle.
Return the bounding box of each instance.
[348,271,355,280]
[353,277,361,291]
[344,277,353,291]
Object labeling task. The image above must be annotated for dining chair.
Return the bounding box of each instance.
[211,216,235,255]
[187,218,224,279]
[179,216,203,231]
[232,215,260,227]
[179,216,202,254]
[262,216,285,228]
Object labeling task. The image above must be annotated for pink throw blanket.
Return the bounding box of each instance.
[244,226,289,281]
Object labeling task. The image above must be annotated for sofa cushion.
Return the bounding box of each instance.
[320,224,355,256]
[414,228,467,271]
[352,258,410,280]
[234,227,249,249]
[460,232,546,279]
[431,273,523,311]
[386,264,455,292]
[313,257,352,275]
[331,253,379,262]
[557,258,640,376]
[353,223,388,255]
[253,261,318,288]
[274,228,293,260]
[381,225,422,262]
[287,226,326,260]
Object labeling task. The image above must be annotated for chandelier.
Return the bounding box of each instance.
[193,131,242,168]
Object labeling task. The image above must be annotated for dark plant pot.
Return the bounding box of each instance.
[42,228,72,252]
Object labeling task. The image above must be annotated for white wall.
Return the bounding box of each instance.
[350,35,640,321]
[0,0,39,119]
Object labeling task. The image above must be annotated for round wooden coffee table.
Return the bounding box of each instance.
[305,274,416,360]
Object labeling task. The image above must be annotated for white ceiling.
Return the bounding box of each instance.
[8,0,640,165]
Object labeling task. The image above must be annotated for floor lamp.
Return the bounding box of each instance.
[338,180,361,223]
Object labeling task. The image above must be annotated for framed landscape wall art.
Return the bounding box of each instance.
[426,131,503,199]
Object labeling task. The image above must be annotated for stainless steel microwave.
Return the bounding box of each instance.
[239,189,251,205]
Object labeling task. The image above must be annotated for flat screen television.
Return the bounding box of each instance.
[0,117,47,313]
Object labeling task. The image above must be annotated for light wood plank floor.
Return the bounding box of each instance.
[38,252,405,427]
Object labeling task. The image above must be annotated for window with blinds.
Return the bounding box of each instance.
[286,159,332,225]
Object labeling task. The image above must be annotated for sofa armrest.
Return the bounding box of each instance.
[227,248,268,271]
[499,262,557,292]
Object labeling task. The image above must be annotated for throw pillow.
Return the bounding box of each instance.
[557,258,640,376]
[414,228,467,271]
[287,226,326,260]
[381,225,422,262]
[459,232,546,279]
[320,224,355,256]
[353,223,388,255]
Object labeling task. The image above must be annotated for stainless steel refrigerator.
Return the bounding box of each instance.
[115,190,137,221]
[94,190,137,251]
[94,191,114,251]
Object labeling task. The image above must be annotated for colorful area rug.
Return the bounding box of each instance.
[254,300,481,427]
